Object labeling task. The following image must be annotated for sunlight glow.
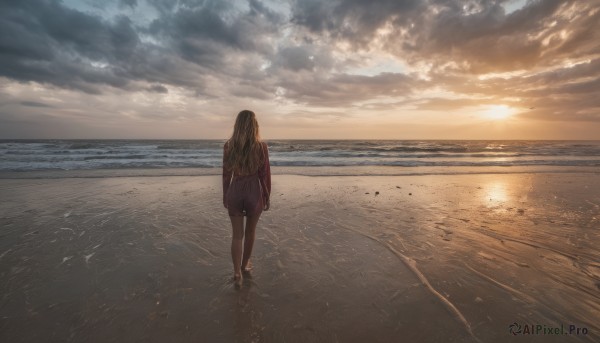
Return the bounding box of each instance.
[482,105,514,120]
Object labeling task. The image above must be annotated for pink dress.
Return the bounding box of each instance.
[222,141,271,217]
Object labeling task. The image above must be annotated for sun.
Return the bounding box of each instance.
[482,105,514,120]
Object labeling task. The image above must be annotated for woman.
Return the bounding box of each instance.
[222,110,271,287]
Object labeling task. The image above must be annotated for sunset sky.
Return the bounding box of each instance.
[1,0,599,139]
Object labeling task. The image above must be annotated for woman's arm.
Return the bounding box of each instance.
[258,142,271,210]
[222,142,232,208]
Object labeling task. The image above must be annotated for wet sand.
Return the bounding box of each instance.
[0,172,599,342]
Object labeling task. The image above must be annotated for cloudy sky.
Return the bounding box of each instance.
[1,0,599,139]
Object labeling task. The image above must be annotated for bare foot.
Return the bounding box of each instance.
[242,261,253,275]
[233,273,243,288]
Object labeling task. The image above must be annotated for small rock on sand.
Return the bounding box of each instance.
[409,193,412,196]
[375,191,379,196]
[475,297,483,303]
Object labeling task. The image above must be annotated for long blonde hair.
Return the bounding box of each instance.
[225,110,264,175]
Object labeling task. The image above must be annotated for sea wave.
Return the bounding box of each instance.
[1,139,599,172]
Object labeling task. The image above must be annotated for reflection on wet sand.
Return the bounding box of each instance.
[483,181,509,207]
[0,173,598,342]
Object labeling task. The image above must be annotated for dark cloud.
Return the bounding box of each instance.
[19,101,53,108]
[275,46,315,71]
[278,72,420,106]
[0,0,598,125]
[0,0,283,93]
[148,0,283,70]
[230,81,274,100]
[271,45,335,72]
[290,0,599,74]
[119,0,138,8]
[0,0,141,92]
[146,84,168,93]
[408,0,599,73]
[248,0,283,23]
[144,0,171,13]
[292,0,421,45]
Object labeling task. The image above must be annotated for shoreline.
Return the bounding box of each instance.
[1,173,598,342]
[0,165,599,179]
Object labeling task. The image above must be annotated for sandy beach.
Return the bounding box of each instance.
[1,170,599,342]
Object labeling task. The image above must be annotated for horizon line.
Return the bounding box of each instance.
[1,138,600,142]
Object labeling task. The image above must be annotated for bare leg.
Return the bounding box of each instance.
[229,215,245,286]
[241,213,261,272]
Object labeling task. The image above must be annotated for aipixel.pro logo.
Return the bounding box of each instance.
[509,322,589,336]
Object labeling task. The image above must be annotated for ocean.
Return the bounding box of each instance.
[1,140,599,172]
